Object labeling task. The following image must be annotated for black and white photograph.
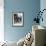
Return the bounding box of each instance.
[12,12,24,26]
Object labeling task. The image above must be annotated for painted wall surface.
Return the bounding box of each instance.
[4,0,40,42]
[0,0,4,42]
[40,0,46,27]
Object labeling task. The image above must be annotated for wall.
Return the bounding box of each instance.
[4,0,40,42]
[0,0,4,42]
[40,0,46,27]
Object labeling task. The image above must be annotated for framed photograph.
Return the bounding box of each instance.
[12,12,24,27]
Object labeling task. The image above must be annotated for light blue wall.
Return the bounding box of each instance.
[40,0,46,27]
[4,0,40,42]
